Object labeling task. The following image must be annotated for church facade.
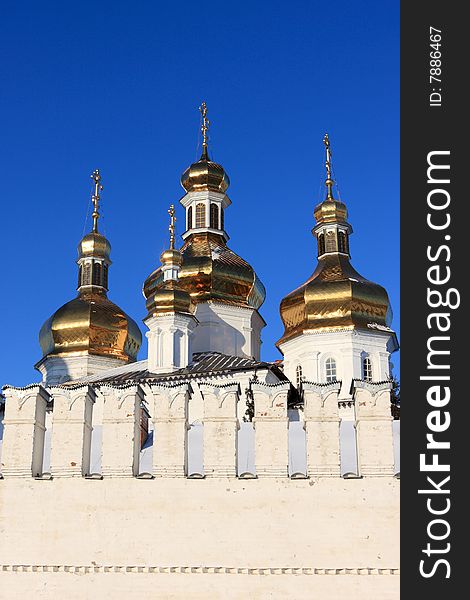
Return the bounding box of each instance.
[0,104,399,599]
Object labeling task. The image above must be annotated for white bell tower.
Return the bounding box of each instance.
[144,205,197,373]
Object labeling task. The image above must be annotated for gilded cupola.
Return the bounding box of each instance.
[145,205,194,318]
[143,102,266,312]
[180,147,230,194]
[277,134,392,347]
[38,170,142,364]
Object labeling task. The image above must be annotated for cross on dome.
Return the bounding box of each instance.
[90,168,103,233]
[199,101,210,157]
[168,204,176,250]
[323,133,335,201]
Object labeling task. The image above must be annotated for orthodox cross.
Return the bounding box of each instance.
[168,204,176,249]
[90,169,103,233]
[323,133,334,200]
[199,101,210,152]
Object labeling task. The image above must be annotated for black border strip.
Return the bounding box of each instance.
[401,2,465,594]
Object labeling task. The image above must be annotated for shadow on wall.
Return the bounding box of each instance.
[192,304,248,357]
[36,356,73,386]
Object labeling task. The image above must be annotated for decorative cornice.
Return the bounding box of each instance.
[353,379,393,386]
[49,382,99,392]
[199,382,240,398]
[302,380,341,390]
[1,384,51,408]
[2,382,46,392]
[199,381,240,391]
[0,564,400,576]
[251,381,291,390]
[147,382,190,392]
[97,382,145,392]
[352,379,393,395]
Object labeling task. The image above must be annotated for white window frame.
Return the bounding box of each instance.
[363,356,373,382]
[325,357,337,383]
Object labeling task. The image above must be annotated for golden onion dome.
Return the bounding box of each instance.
[160,248,183,267]
[145,280,194,317]
[78,232,111,260]
[39,168,142,363]
[39,289,142,361]
[277,253,392,346]
[143,232,266,310]
[180,148,230,194]
[277,133,393,347]
[313,197,348,225]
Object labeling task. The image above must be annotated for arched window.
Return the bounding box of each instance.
[210,203,219,229]
[92,261,102,286]
[78,265,82,288]
[363,357,373,382]
[338,231,347,254]
[325,231,336,253]
[83,262,91,286]
[318,233,325,256]
[220,208,225,231]
[103,263,109,289]
[325,358,337,383]
[296,365,303,388]
[187,206,193,230]
[195,203,206,228]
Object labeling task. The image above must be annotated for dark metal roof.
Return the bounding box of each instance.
[82,352,287,386]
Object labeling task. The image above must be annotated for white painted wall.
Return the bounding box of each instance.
[280,329,396,397]
[0,477,400,599]
[191,302,265,360]
[35,354,130,386]
[145,313,197,373]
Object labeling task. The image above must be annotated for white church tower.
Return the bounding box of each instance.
[277,134,398,396]
[144,205,197,372]
[144,102,266,363]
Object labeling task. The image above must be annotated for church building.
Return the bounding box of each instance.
[0,104,400,599]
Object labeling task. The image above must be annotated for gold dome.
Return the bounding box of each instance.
[277,133,393,347]
[144,232,265,310]
[313,198,348,225]
[145,280,194,317]
[180,148,230,194]
[39,289,142,361]
[78,232,111,260]
[39,169,142,363]
[160,248,183,267]
[277,254,392,346]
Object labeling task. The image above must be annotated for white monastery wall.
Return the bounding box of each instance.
[0,477,399,599]
[0,380,399,599]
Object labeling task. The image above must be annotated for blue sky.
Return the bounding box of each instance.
[0,1,399,386]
